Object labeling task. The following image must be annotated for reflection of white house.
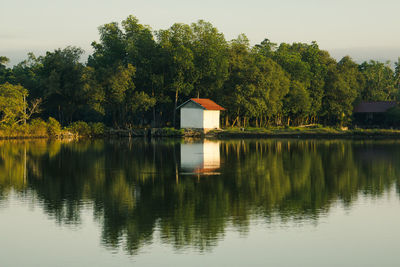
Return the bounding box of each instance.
[180,141,221,175]
[177,98,225,130]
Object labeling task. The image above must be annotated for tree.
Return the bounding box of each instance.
[252,50,290,126]
[223,35,290,127]
[11,53,42,100]
[337,56,363,102]
[283,81,311,126]
[122,15,163,126]
[107,64,136,126]
[395,58,400,98]
[359,60,396,101]
[39,46,85,124]
[157,23,196,127]
[89,22,126,68]
[254,38,277,58]
[81,66,105,121]
[268,42,337,124]
[321,62,358,126]
[190,20,229,99]
[0,56,13,84]
[273,43,312,86]
[88,15,158,127]
[222,35,253,127]
[0,57,8,65]
[299,44,334,124]
[0,83,41,125]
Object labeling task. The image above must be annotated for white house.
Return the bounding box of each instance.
[177,98,225,130]
[180,140,221,175]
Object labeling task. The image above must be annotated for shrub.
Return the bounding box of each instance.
[69,121,91,137]
[29,118,47,136]
[163,127,184,136]
[89,122,105,137]
[0,124,27,137]
[47,117,61,137]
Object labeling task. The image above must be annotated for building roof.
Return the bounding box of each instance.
[177,98,225,110]
[353,101,397,113]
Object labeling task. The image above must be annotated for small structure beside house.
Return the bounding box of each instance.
[353,101,397,126]
[177,98,225,130]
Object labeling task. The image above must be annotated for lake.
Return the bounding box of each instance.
[1,139,400,266]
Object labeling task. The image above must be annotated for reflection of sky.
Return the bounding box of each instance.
[180,141,220,174]
[1,189,400,266]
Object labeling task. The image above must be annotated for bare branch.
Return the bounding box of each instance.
[26,98,42,120]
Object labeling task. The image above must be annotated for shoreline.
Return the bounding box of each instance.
[1,127,400,140]
[210,132,400,139]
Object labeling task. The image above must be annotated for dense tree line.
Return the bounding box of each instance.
[1,15,400,128]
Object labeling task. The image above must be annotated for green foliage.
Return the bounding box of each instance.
[47,117,61,137]
[38,47,86,124]
[322,62,358,126]
[190,20,229,98]
[88,17,158,127]
[81,66,105,120]
[11,53,42,100]
[395,58,400,99]
[359,60,396,101]
[68,121,91,137]
[157,23,196,126]
[222,35,290,127]
[0,56,12,84]
[1,14,399,129]
[283,81,311,125]
[162,127,184,136]
[89,122,106,136]
[28,118,47,136]
[0,83,27,125]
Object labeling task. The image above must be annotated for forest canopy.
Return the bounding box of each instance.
[1,15,400,128]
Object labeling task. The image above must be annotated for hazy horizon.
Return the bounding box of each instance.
[1,0,400,66]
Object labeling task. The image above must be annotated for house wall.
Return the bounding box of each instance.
[181,107,204,129]
[203,141,220,169]
[203,110,220,129]
[180,141,220,173]
[180,142,204,172]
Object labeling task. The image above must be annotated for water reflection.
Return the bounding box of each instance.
[0,139,400,255]
[180,140,221,175]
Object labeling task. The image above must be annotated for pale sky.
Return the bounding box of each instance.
[1,0,400,65]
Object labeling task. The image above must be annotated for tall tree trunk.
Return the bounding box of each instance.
[152,90,156,128]
[232,116,239,127]
[153,106,156,127]
[173,89,179,128]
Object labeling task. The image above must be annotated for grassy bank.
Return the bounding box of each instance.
[2,122,400,140]
[0,120,184,139]
[209,126,400,138]
[0,119,106,139]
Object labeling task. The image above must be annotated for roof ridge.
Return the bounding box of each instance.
[178,98,225,111]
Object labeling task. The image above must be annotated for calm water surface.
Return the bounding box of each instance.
[1,139,400,266]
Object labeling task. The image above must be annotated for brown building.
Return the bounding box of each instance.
[353,101,397,126]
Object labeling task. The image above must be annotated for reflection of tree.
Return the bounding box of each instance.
[1,139,400,254]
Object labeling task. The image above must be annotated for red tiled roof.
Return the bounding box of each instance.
[190,98,225,110]
[353,101,397,113]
